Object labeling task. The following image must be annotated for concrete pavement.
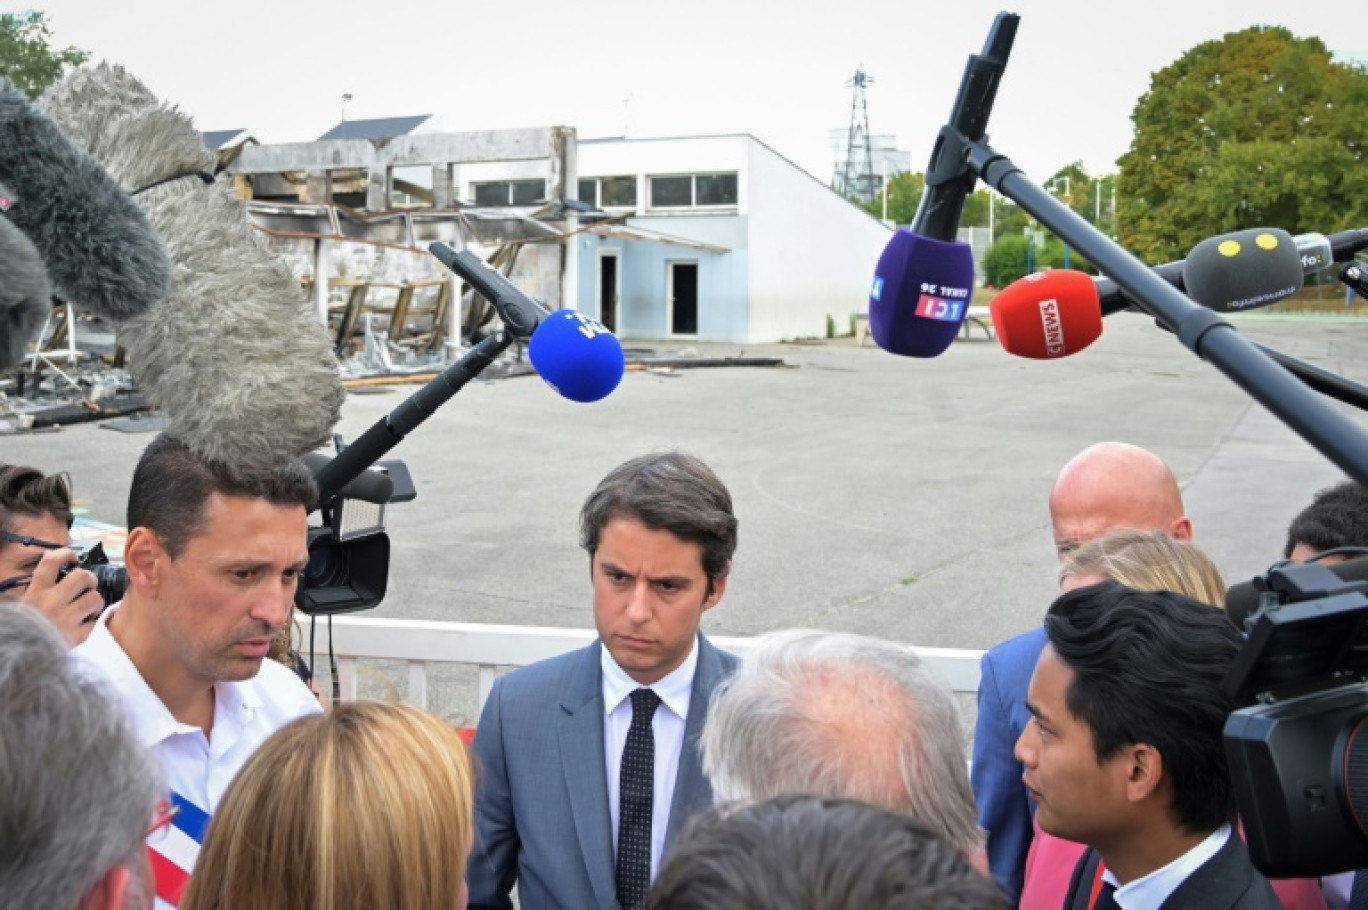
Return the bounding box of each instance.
[5,313,1363,715]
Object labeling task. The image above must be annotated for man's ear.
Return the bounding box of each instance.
[123,526,168,594]
[703,568,729,610]
[1169,516,1194,541]
[1123,742,1165,805]
[77,861,131,910]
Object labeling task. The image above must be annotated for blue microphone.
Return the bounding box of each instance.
[428,243,625,402]
[868,13,1017,358]
[528,310,625,403]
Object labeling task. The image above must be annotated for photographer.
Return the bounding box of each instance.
[0,463,104,646]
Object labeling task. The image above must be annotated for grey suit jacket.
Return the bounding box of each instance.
[466,634,737,910]
[1063,832,1283,910]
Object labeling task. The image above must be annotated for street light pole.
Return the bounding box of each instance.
[882,158,889,223]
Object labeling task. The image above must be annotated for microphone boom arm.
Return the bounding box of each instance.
[911,12,1019,240]
[428,242,549,339]
[312,330,517,508]
[964,140,1368,487]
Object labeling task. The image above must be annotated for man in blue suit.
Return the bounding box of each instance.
[972,442,1192,899]
[468,453,740,910]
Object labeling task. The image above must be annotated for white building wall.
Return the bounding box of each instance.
[746,139,892,342]
[457,134,889,343]
[578,135,751,220]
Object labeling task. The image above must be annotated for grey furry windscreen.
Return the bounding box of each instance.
[0,215,52,371]
[0,79,170,322]
[39,64,345,471]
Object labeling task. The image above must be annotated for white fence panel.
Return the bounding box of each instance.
[322,617,985,713]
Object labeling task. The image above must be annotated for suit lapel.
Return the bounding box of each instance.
[558,643,618,910]
[1161,831,1247,909]
[664,634,728,849]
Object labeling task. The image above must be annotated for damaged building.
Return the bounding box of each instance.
[226,118,890,346]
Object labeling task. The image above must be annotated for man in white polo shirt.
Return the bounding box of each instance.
[74,432,321,906]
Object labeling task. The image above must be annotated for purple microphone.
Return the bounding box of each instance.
[869,230,977,358]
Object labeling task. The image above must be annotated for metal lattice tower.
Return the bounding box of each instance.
[840,69,877,204]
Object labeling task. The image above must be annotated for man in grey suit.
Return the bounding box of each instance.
[467,452,740,910]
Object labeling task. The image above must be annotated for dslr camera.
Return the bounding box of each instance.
[57,541,128,605]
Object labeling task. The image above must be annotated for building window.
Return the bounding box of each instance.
[651,176,692,207]
[390,165,434,209]
[579,175,637,209]
[471,179,546,206]
[648,172,738,209]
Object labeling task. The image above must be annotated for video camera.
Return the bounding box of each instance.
[296,450,415,616]
[1224,554,1368,877]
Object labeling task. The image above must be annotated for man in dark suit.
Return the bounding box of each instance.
[467,453,740,910]
[1018,581,1280,910]
[973,441,1193,898]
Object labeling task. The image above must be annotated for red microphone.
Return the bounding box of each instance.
[989,270,1103,359]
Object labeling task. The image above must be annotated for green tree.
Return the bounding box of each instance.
[864,177,1003,235]
[1039,238,1096,275]
[863,171,924,224]
[1044,162,1096,222]
[990,196,1031,241]
[961,187,992,229]
[983,234,1031,287]
[0,10,87,99]
[1117,26,1368,263]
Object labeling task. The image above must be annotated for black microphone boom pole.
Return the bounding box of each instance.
[963,139,1368,486]
[311,331,516,509]
[913,12,1018,240]
[1252,344,1368,413]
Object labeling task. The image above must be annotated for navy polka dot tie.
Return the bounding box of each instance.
[616,688,660,910]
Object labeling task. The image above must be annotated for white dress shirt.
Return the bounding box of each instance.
[602,638,697,882]
[1103,824,1232,910]
[1323,871,1353,910]
[72,605,322,814]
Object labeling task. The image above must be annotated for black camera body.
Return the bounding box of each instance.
[297,525,390,615]
[295,458,413,616]
[1227,684,1368,877]
[1224,558,1368,877]
[57,541,128,605]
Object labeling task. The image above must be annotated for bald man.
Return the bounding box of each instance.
[972,441,1192,899]
[1050,442,1192,558]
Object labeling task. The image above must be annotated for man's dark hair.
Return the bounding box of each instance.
[579,453,737,588]
[647,795,1009,910]
[0,463,73,535]
[127,433,317,557]
[1283,480,1368,559]
[1044,580,1242,835]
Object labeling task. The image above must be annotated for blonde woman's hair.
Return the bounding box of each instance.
[180,701,474,910]
[1059,529,1226,608]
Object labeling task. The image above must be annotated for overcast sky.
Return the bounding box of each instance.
[19,0,1366,185]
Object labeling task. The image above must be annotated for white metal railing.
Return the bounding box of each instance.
[320,616,985,715]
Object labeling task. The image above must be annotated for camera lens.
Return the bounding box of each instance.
[304,542,348,589]
[91,565,127,606]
